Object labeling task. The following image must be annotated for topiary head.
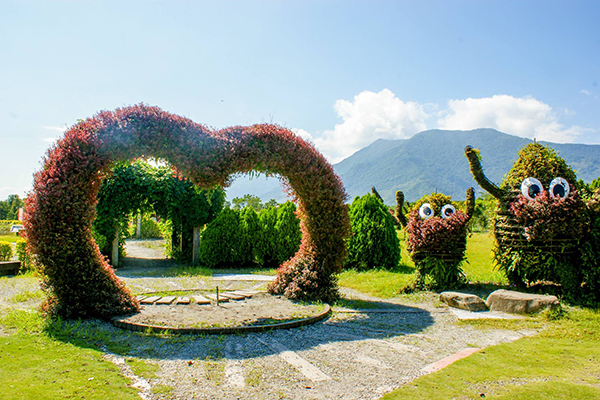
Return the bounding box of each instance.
[502,142,579,196]
[405,192,472,256]
[411,193,462,221]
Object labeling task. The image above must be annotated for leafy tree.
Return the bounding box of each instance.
[275,201,301,264]
[0,194,24,220]
[345,193,400,270]
[197,207,242,268]
[231,194,264,211]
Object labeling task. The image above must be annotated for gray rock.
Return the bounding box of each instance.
[439,291,489,312]
[486,289,559,314]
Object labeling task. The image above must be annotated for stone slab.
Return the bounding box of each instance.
[205,293,229,302]
[176,297,190,305]
[231,290,259,298]
[155,296,176,305]
[193,295,211,305]
[440,291,488,312]
[221,292,246,301]
[140,296,161,304]
[213,274,275,282]
[486,289,559,314]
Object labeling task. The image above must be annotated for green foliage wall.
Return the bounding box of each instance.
[239,206,262,266]
[275,201,302,265]
[198,201,302,269]
[345,193,400,271]
[197,208,242,268]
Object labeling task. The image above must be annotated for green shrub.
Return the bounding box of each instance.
[0,240,13,261]
[256,206,279,268]
[345,193,400,270]
[136,215,163,239]
[275,201,301,264]
[239,206,262,266]
[15,240,33,271]
[197,208,243,268]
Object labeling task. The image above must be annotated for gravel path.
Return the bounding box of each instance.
[0,240,537,399]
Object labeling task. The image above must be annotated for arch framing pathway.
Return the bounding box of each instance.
[24,104,350,319]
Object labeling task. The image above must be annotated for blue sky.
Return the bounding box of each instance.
[1,0,599,199]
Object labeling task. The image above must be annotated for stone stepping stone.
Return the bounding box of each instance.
[231,290,258,298]
[220,292,246,301]
[205,293,229,302]
[136,295,148,302]
[155,296,176,305]
[140,296,161,304]
[176,297,190,305]
[193,295,211,305]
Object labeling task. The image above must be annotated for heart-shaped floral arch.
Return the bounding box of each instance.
[24,104,350,319]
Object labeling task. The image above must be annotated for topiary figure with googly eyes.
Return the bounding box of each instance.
[396,188,475,289]
[465,142,593,294]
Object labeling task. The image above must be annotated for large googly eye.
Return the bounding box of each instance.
[521,177,543,200]
[441,204,456,219]
[549,177,570,199]
[419,203,434,220]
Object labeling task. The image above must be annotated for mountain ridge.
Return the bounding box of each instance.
[225,128,600,204]
[334,128,600,203]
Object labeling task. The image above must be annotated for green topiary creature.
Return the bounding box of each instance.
[397,188,475,289]
[465,142,595,296]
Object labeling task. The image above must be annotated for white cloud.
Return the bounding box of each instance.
[580,89,598,99]
[312,89,430,162]
[438,95,584,143]
[41,125,66,144]
[291,128,314,142]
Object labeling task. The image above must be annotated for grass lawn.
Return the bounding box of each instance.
[1,230,599,399]
[0,311,139,400]
[383,309,600,399]
[338,231,506,297]
[0,234,21,243]
[338,230,600,399]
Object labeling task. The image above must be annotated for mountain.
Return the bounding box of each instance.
[334,128,600,203]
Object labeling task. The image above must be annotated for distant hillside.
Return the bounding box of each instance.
[334,129,600,203]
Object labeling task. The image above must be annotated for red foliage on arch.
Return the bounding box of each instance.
[24,104,350,319]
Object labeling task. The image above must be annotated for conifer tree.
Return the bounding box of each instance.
[346,193,400,270]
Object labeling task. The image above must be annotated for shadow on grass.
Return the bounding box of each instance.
[39,294,436,363]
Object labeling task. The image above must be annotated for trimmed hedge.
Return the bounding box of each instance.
[25,104,349,319]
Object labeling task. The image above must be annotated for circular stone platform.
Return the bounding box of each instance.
[112,291,331,334]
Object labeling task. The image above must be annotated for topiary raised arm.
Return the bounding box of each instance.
[465,187,475,219]
[464,145,505,199]
[395,190,408,227]
[371,186,384,203]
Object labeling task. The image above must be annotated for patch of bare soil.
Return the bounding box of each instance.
[118,293,325,329]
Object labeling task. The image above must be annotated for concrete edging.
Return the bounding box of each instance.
[111,292,332,335]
